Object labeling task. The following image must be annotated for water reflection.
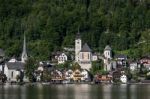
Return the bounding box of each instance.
[0,84,150,99]
[74,84,91,99]
[103,85,112,99]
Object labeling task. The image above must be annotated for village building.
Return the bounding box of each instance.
[120,74,127,83]
[114,54,127,68]
[65,69,73,81]
[140,55,150,70]
[81,69,91,81]
[94,74,112,83]
[57,53,68,64]
[72,69,82,81]
[4,58,25,82]
[129,61,140,72]
[4,34,28,82]
[92,53,98,61]
[75,31,98,71]
[51,52,68,64]
[103,45,113,71]
[78,43,92,70]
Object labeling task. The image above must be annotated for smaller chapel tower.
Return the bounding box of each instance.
[21,34,28,63]
[75,29,82,62]
[103,45,112,71]
[104,45,112,59]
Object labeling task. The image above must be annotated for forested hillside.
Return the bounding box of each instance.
[0,0,149,60]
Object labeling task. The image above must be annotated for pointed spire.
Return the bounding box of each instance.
[76,27,81,39]
[23,33,26,53]
[21,33,28,63]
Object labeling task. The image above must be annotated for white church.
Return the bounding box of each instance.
[75,31,98,71]
[4,34,28,82]
[103,45,112,71]
[75,31,113,71]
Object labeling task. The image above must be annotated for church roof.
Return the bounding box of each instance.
[76,33,81,39]
[75,28,81,39]
[6,62,25,70]
[80,43,91,52]
[104,45,111,51]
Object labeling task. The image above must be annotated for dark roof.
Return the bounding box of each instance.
[140,55,150,59]
[52,51,63,56]
[80,43,91,52]
[104,45,111,51]
[6,62,25,70]
[76,30,81,39]
[115,54,127,59]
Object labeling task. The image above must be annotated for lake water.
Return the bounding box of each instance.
[0,84,150,99]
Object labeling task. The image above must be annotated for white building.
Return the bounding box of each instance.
[4,59,25,82]
[120,74,127,83]
[75,31,82,62]
[4,34,28,82]
[75,31,94,71]
[92,54,98,61]
[65,69,73,80]
[81,69,90,81]
[103,45,112,71]
[130,62,138,72]
[55,53,68,64]
[78,43,92,70]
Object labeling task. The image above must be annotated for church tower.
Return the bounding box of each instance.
[104,45,112,59]
[103,45,112,71]
[21,34,28,63]
[75,29,82,62]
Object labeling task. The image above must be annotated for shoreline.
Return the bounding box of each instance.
[1,81,150,86]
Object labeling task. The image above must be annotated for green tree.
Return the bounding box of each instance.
[91,60,103,75]
[25,57,37,82]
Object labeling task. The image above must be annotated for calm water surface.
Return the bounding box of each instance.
[0,84,150,99]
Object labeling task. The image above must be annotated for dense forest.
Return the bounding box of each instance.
[0,0,149,60]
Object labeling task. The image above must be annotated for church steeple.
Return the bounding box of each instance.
[75,28,82,62]
[21,33,28,63]
[76,27,81,39]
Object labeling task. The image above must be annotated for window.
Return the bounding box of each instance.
[88,53,90,59]
[82,53,84,59]
[11,71,13,78]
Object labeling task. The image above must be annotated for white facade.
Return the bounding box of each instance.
[4,66,20,82]
[4,64,22,82]
[79,51,92,70]
[65,69,73,80]
[4,57,28,82]
[130,63,138,71]
[103,45,112,71]
[104,46,112,59]
[79,52,92,62]
[75,38,82,62]
[120,75,127,83]
[81,70,89,81]
[92,55,98,61]
[57,53,68,64]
